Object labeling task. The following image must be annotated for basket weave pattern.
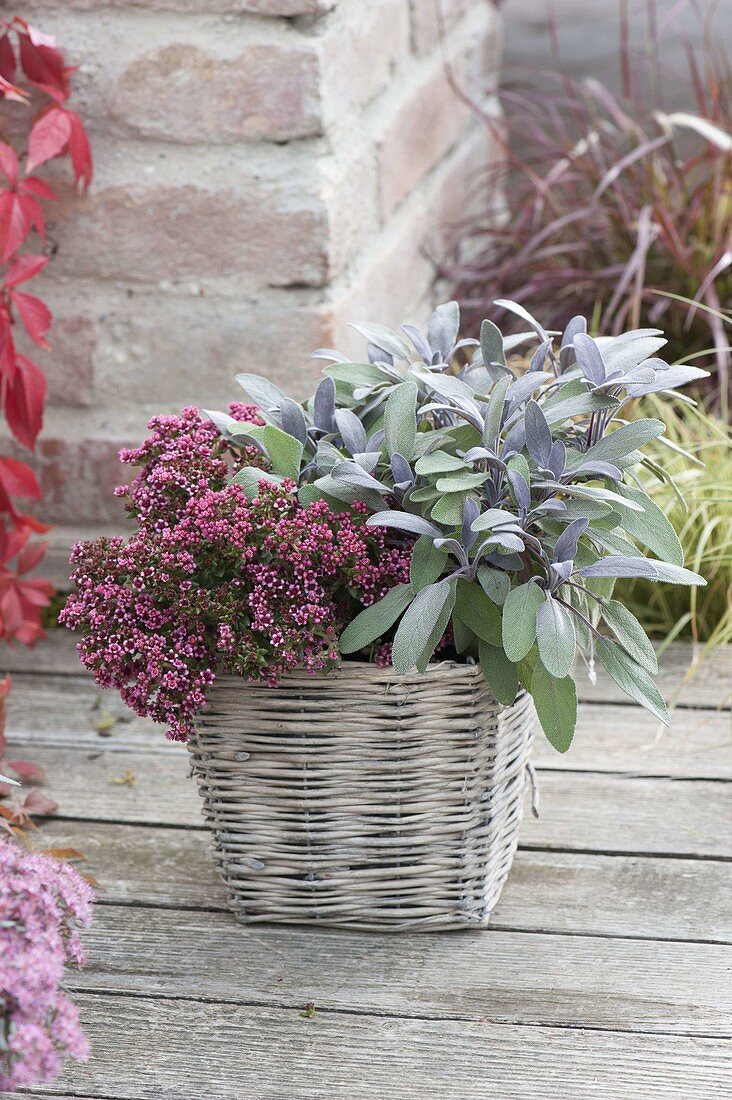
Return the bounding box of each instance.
[188,662,535,931]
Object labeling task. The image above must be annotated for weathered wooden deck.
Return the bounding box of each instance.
[8,634,732,1100]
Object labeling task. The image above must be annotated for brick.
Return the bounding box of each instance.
[51,181,328,287]
[320,0,410,124]
[376,6,498,218]
[8,434,134,527]
[41,316,97,409]
[92,293,330,407]
[409,0,473,57]
[113,42,321,143]
[20,2,337,12]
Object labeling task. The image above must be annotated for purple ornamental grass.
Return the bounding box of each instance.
[444,2,731,414]
[1,839,93,1092]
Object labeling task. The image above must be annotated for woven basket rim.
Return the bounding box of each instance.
[211,658,489,691]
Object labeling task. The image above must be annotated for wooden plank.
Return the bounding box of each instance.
[37,821,732,943]
[68,904,732,1037]
[532,704,732,779]
[6,632,730,708]
[18,995,732,1099]
[10,692,732,780]
[24,743,732,859]
[524,772,732,859]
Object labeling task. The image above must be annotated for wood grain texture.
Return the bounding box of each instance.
[18,995,732,1100]
[5,632,730,708]
[70,904,732,1036]
[10,692,732,779]
[23,745,732,859]
[36,820,732,943]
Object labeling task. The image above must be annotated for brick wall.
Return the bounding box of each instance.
[4,0,502,562]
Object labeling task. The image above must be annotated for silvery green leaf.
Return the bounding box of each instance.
[322,362,386,387]
[435,471,489,493]
[579,556,705,585]
[482,531,525,554]
[366,510,442,538]
[312,376,336,432]
[548,439,566,478]
[339,583,414,654]
[455,578,501,641]
[550,560,573,585]
[411,363,478,403]
[433,537,468,564]
[410,536,448,591]
[559,497,613,520]
[312,347,349,363]
[427,301,460,360]
[502,580,545,662]
[368,428,386,451]
[349,322,411,362]
[331,460,388,494]
[553,517,589,563]
[584,419,665,464]
[502,418,526,456]
[600,332,666,372]
[507,469,530,513]
[204,409,239,438]
[529,337,553,373]
[575,460,622,481]
[313,475,384,511]
[471,508,521,533]
[390,453,413,487]
[352,451,380,473]
[482,374,510,447]
[531,663,577,753]
[421,402,485,432]
[625,364,710,396]
[384,381,418,461]
[235,373,289,413]
[596,639,669,725]
[536,596,576,679]
[368,342,392,366]
[494,299,549,343]
[542,483,644,511]
[279,398,308,446]
[461,496,480,550]
[524,400,552,465]
[506,371,553,408]
[334,408,367,455]
[415,450,466,475]
[559,315,587,372]
[573,333,606,384]
[477,566,510,606]
[613,483,684,566]
[391,579,456,674]
[479,641,519,705]
[401,323,432,363]
[262,424,303,480]
[480,318,505,367]
[533,498,568,516]
[502,331,540,352]
[231,467,286,497]
[600,599,658,674]
[544,393,618,427]
[431,493,467,527]
[585,527,644,559]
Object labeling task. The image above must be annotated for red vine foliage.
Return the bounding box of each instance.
[0,19,92,829]
[0,17,92,648]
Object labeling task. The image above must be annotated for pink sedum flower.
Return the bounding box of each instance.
[61,408,411,741]
[0,840,93,1092]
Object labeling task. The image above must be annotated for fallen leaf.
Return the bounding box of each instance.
[109,770,136,787]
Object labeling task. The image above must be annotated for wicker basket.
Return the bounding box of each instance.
[188,661,535,931]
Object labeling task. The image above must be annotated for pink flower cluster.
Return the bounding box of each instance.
[62,409,411,741]
[0,840,93,1093]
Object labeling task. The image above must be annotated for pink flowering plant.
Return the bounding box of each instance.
[0,839,93,1093]
[63,300,706,752]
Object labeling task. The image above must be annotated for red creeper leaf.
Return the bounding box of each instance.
[10,290,51,347]
[5,355,47,448]
[67,110,93,190]
[4,254,48,288]
[26,106,72,174]
[0,189,32,261]
[0,143,18,186]
[0,33,16,82]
